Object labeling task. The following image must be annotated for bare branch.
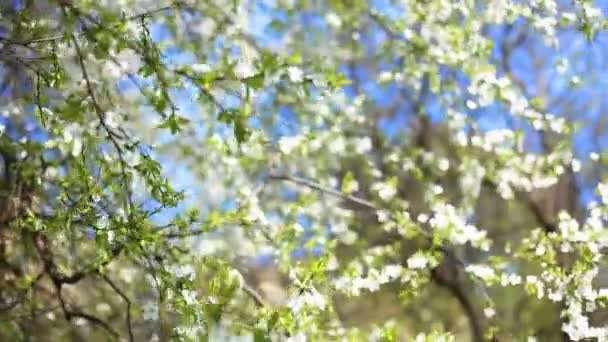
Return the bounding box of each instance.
[242,283,267,308]
[101,274,135,342]
[66,311,120,339]
[268,172,378,210]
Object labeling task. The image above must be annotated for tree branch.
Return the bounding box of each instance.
[101,274,135,342]
[268,172,378,210]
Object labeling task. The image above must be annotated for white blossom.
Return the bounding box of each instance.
[169,264,196,281]
[484,307,496,318]
[234,60,256,79]
[325,12,342,28]
[438,158,450,172]
[466,264,496,281]
[191,63,212,74]
[371,182,397,201]
[286,333,307,342]
[287,288,326,314]
[378,71,393,83]
[354,137,373,154]
[279,135,304,154]
[182,289,198,305]
[407,253,429,269]
[287,66,304,82]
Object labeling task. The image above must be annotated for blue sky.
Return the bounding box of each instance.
[3,1,608,258]
[115,1,608,246]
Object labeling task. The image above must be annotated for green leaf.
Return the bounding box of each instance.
[579,22,596,41]
[254,329,271,342]
[341,171,356,194]
[234,118,251,144]
[244,73,265,89]
[260,52,281,73]
[269,19,286,32]
[157,114,190,134]
[327,72,351,90]
[218,109,238,123]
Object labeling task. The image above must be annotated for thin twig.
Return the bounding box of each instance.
[268,172,378,210]
[101,274,135,342]
[67,23,134,214]
[0,2,191,47]
[67,311,120,339]
[241,283,267,308]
